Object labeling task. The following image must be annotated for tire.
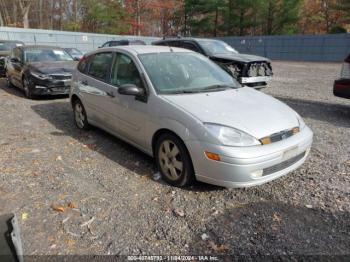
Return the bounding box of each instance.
[73,99,90,130]
[23,76,34,99]
[155,133,195,187]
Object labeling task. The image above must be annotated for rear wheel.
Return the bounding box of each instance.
[73,99,89,130]
[155,133,195,187]
[6,72,14,88]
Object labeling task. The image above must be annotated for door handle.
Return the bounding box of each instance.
[106,91,115,98]
[81,80,88,85]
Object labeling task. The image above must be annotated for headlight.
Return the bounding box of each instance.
[31,72,52,80]
[204,123,261,147]
[297,114,306,130]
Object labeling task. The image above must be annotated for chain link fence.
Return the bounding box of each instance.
[1,27,349,61]
[0,27,159,53]
[218,34,350,62]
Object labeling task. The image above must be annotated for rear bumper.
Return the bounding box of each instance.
[333,79,350,99]
[186,126,313,188]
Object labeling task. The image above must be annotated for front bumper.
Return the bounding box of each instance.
[30,77,71,96]
[240,76,272,86]
[186,126,313,188]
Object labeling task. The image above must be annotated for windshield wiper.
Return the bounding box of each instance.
[196,84,235,92]
[161,85,235,95]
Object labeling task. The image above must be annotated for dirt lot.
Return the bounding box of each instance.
[0,61,349,257]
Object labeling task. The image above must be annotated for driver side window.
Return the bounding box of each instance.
[111,53,143,88]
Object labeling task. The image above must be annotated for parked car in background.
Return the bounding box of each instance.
[153,37,273,89]
[100,39,146,48]
[334,54,350,99]
[0,40,25,77]
[6,45,77,98]
[64,47,84,61]
[70,45,312,188]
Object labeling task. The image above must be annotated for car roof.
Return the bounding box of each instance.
[0,40,24,43]
[20,45,65,50]
[153,37,217,44]
[89,45,193,55]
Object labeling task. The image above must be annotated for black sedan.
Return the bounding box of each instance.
[334,54,350,99]
[0,40,25,77]
[6,45,77,98]
[153,37,273,89]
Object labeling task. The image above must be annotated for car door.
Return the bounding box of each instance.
[10,48,24,87]
[106,52,149,147]
[77,51,115,128]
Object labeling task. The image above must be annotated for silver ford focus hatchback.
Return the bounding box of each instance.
[70,45,313,188]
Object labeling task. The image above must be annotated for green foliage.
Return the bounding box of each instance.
[184,0,302,36]
[80,0,130,34]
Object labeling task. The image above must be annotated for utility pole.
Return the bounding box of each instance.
[136,0,141,36]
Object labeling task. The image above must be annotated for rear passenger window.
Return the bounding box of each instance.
[88,52,114,81]
[181,42,200,52]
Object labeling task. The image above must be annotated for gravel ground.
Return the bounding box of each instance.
[0,61,349,258]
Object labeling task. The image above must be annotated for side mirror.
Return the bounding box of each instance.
[118,84,144,96]
[10,57,20,63]
[73,57,80,61]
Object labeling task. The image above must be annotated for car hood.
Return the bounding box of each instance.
[211,53,270,63]
[162,88,299,139]
[28,61,77,74]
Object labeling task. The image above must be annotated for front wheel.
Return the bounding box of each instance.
[23,77,34,99]
[73,99,89,130]
[155,133,195,187]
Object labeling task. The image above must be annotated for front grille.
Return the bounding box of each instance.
[263,152,306,176]
[260,127,299,145]
[270,129,294,143]
[247,62,272,77]
[50,74,71,80]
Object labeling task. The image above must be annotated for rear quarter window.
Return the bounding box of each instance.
[87,52,114,81]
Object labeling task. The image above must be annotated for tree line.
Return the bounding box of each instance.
[0,0,349,36]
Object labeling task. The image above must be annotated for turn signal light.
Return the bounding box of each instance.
[205,151,220,161]
[260,137,271,145]
[292,127,300,135]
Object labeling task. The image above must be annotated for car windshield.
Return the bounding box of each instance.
[25,48,73,62]
[66,48,82,56]
[197,39,238,56]
[139,52,239,94]
[0,42,23,51]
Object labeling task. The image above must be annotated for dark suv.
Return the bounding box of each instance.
[100,39,146,48]
[153,37,273,88]
[0,40,25,77]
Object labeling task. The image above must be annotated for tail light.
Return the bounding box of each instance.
[345,54,350,63]
[79,55,87,62]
